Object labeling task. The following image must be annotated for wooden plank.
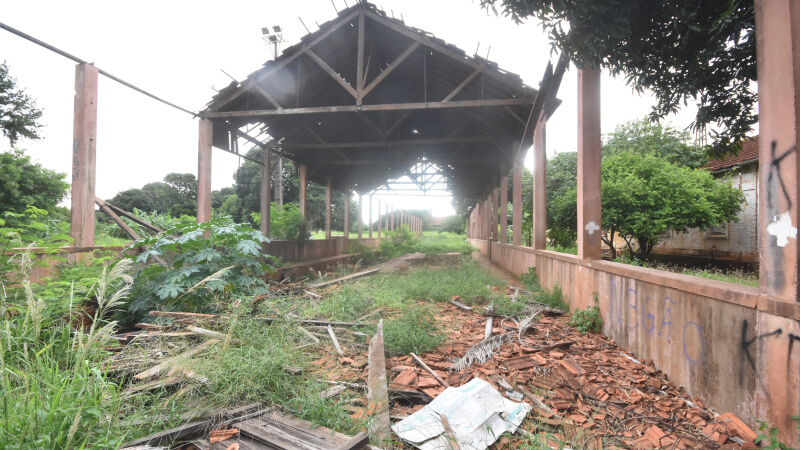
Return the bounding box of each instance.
[410,352,449,387]
[237,416,335,450]
[335,432,369,450]
[367,320,390,446]
[203,98,536,119]
[306,48,358,98]
[149,311,217,320]
[484,317,493,340]
[120,403,269,448]
[104,202,163,233]
[442,67,482,102]
[307,268,379,289]
[327,324,344,355]
[356,12,365,104]
[95,197,139,240]
[358,42,420,99]
[133,339,218,380]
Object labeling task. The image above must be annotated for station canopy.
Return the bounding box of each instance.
[201,1,564,200]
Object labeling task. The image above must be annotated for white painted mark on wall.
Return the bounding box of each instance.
[585,221,600,235]
[767,211,797,247]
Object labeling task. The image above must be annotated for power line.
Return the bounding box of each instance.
[0,20,197,117]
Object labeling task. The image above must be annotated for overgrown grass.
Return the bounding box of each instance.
[614,255,759,287]
[520,267,568,311]
[383,305,444,356]
[414,231,474,255]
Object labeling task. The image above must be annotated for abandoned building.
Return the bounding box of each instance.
[18,0,800,445]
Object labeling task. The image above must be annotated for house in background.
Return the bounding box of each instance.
[652,136,759,263]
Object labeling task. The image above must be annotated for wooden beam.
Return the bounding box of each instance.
[209,10,360,112]
[442,67,481,102]
[105,202,163,234]
[356,12,365,105]
[504,106,526,125]
[96,197,139,241]
[202,97,536,119]
[305,48,358,98]
[361,42,421,99]
[385,111,412,137]
[281,135,503,149]
[358,114,386,138]
[253,84,283,110]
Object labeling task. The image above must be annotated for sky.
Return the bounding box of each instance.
[0,0,698,219]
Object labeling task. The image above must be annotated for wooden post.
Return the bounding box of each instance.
[299,164,308,221]
[377,199,382,238]
[533,117,547,250]
[490,185,498,241]
[499,173,508,244]
[512,158,522,246]
[577,68,602,260]
[369,195,373,238]
[325,177,332,239]
[197,118,213,224]
[344,191,350,240]
[358,193,363,239]
[70,63,98,251]
[260,147,271,237]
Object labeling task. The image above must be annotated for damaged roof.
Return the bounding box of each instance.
[201,1,563,199]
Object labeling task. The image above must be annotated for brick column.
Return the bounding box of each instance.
[196,118,212,224]
[533,117,547,250]
[70,63,98,249]
[260,147,271,237]
[577,68,602,259]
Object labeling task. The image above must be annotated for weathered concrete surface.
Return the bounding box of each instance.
[196,119,212,224]
[70,63,98,251]
[470,238,798,444]
[265,237,381,262]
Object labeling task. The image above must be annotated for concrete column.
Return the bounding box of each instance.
[756,0,800,301]
[490,185,499,241]
[377,199,382,238]
[512,160,522,246]
[369,195,373,238]
[358,194,363,239]
[260,147,271,237]
[499,173,508,243]
[298,164,308,221]
[274,157,283,205]
[70,63,98,249]
[343,191,350,239]
[391,207,395,232]
[577,68,602,260]
[533,118,547,250]
[197,118,213,224]
[325,177,332,239]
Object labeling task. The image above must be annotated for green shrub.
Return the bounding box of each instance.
[251,202,309,241]
[379,225,419,258]
[520,267,541,292]
[348,240,380,266]
[568,294,603,333]
[383,305,444,356]
[128,217,272,322]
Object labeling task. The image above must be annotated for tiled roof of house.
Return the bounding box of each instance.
[702,136,759,172]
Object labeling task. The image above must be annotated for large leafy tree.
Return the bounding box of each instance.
[108,173,196,217]
[0,149,69,215]
[553,153,744,257]
[480,0,756,155]
[604,119,707,168]
[0,63,42,145]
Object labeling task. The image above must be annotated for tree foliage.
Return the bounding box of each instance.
[604,118,707,168]
[0,63,43,145]
[0,149,69,216]
[480,0,756,155]
[108,173,196,217]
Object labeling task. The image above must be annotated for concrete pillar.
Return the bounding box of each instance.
[197,118,213,224]
[512,160,522,246]
[391,207,395,232]
[377,199,382,238]
[369,195,373,238]
[70,63,98,249]
[298,164,308,221]
[260,147,271,237]
[274,157,283,205]
[325,177,332,239]
[358,194,363,239]
[499,173,508,244]
[577,68,602,260]
[490,185,498,241]
[533,118,547,250]
[756,0,800,301]
[343,191,350,239]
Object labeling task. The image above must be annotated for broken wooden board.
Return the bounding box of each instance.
[367,320,391,447]
[307,268,380,289]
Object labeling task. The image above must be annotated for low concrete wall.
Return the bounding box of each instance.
[5,246,136,283]
[265,237,382,262]
[470,238,800,443]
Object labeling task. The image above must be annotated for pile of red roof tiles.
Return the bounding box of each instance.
[315,300,757,448]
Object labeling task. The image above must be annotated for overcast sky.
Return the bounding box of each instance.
[1,0,698,218]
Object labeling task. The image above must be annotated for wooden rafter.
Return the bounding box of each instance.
[356,12,365,105]
[385,111,412,137]
[305,48,358,98]
[442,67,482,102]
[203,98,536,119]
[254,85,283,110]
[361,42,421,99]
[358,114,386,138]
[209,10,360,112]
[279,135,502,150]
